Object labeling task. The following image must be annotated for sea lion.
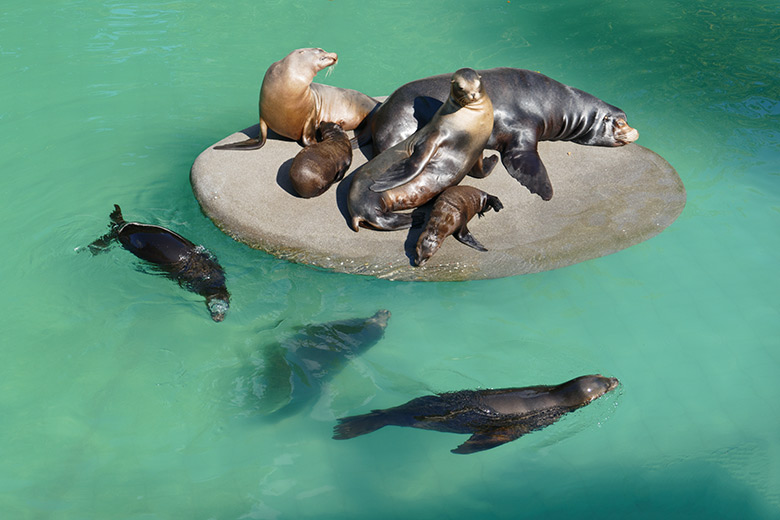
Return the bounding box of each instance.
[415,185,503,267]
[289,121,352,198]
[214,47,379,150]
[371,67,639,201]
[334,374,619,454]
[88,205,230,322]
[348,68,496,232]
[248,310,391,418]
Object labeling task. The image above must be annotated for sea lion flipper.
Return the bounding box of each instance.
[467,154,499,179]
[454,227,487,252]
[369,135,440,192]
[213,137,264,151]
[501,148,553,201]
[451,428,524,454]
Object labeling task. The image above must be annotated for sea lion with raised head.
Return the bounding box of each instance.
[88,205,230,322]
[214,47,379,150]
[289,121,353,198]
[415,185,503,267]
[348,68,496,232]
[371,68,639,201]
[334,374,619,454]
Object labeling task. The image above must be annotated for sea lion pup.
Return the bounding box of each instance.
[371,68,639,201]
[214,47,379,150]
[88,205,230,322]
[415,185,503,267]
[334,374,619,454]
[289,121,352,198]
[348,68,495,232]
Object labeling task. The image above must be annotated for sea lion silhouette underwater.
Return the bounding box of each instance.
[334,374,619,454]
[88,205,230,322]
[249,309,391,418]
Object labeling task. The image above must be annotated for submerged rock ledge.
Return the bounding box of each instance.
[191,121,685,282]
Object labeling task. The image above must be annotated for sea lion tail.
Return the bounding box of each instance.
[332,410,390,440]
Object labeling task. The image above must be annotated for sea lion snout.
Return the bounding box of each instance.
[614,119,639,144]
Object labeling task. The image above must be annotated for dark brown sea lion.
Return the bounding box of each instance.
[415,185,503,266]
[371,68,639,201]
[214,48,379,150]
[88,205,230,322]
[347,68,496,232]
[333,374,619,454]
[289,121,352,198]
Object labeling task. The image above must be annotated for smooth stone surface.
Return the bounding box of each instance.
[191,117,685,282]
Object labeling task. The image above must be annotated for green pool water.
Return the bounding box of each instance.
[2,1,778,518]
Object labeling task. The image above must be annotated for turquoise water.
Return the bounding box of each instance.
[2,0,779,518]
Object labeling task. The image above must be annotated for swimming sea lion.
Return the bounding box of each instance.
[333,374,619,454]
[289,121,352,198]
[371,67,639,201]
[214,48,379,150]
[348,68,496,232]
[88,205,230,322]
[248,310,391,418]
[415,185,503,267]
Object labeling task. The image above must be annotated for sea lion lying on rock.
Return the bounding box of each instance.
[289,121,352,198]
[371,67,639,201]
[348,68,495,232]
[415,185,503,267]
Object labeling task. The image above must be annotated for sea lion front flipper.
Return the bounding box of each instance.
[454,227,487,252]
[451,427,524,455]
[467,154,499,179]
[501,148,553,201]
[369,134,440,192]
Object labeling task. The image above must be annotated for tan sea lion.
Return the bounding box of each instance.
[215,48,379,150]
[347,68,496,232]
[289,121,352,198]
[415,185,503,266]
[333,374,619,454]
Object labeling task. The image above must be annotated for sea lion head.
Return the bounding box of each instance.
[577,109,639,146]
[292,47,338,73]
[415,232,442,267]
[206,292,230,322]
[449,68,486,107]
[565,374,620,404]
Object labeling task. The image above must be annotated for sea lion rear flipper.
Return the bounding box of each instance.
[369,135,440,192]
[454,227,487,252]
[333,410,391,440]
[88,204,124,254]
[213,137,265,151]
[501,148,553,201]
[451,427,524,455]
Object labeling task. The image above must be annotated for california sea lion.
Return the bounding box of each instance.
[334,374,619,454]
[415,185,503,266]
[348,68,496,232]
[88,205,230,322]
[289,121,352,198]
[215,48,379,150]
[371,68,639,201]
[248,310,391,418]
